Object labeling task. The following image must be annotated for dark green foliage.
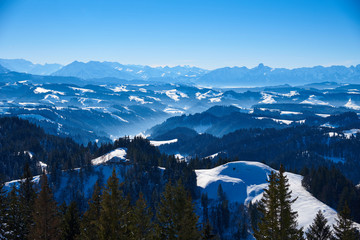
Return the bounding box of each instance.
[98,168,132,240]
[18,163,36,239]
[213,184,230,235]
[333,202,359,240]
[306,210,332,240]
[201,193,209,222]
[80,181,102,240]
[0,117,98,182]
[156,181,201,240]
[277,165,303,239]
[60,201,80,240]
[254,167,303,240]
[30,173,60,240]
[5,186,24,240]
[0,182,8,238]
[132,192,155,240]
[253,172,279,240]
[302,166,360,222]
[202,221,216,240]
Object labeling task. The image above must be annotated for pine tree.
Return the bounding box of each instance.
[202,220,216,240]
[30,172,60,240]
[131,192,155,240]
[253,166,303,240]
[0,182,8,239]
[156,181,201,240]
[98,168,132,240]
[333,202,359,240]
[60,201,80,240]
[277,165,303,240]
[18,163,36,239]
[5,186,24,240]
[80,180,102,240]
[306,210,332,240]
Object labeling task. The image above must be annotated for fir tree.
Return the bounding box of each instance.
[0,181,8,239]
[132,192,155,240]
[202,220,216,240]
[98,168,132,240]
[333,202,359,240]
[253,171,280,240]
[5,186,23,240]
[156,181,201,240]
[18,163,36,239]
[253,166,303,240]
[306,210,332,240]
[80,180,102,240]
[60,201,80,240]
[30,172,60,240]
[277,165,303,240]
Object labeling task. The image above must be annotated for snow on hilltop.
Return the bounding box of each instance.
[196,161,360,231]
[149,139,178,147]
[91,148,128,165]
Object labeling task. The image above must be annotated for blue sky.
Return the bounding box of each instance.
[0,0,359,69]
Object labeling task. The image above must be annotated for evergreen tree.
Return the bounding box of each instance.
[306,210,332,240]
[156,181,201,240]
[30,172,60,240]
[253,171,280,240]
[5,186,23,240]
[132,192,155,240]
[333,202,359,240]
[253,167,303,240]
[215,184,230,235]
[202,220,216,240]
[18,163,36,239]
[80,180,102,240]
[60,201,80,240]
[0,182,8,239]
[98,168,132,240]
[277,165,303,240]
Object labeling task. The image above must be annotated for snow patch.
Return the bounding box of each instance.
[345,98,360,110]
[91,148,128,165]
[34,87,65,95]
[259,92,276,104]
[150,139,178,147]
[301,95,331,106]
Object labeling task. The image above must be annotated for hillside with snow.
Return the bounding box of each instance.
[5,148,359,234]
[196,161,360,231]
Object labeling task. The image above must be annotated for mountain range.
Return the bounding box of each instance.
[1,58,359,87]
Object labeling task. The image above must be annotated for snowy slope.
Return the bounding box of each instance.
[196,161,360,230]
[91,148,128,165]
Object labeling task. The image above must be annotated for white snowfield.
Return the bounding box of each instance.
[196,161,360,231]
[91,148,128,165]
[149,139,178,147]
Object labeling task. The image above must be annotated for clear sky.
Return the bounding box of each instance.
[0,0,359,69]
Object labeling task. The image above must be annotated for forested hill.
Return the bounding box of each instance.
[0,117,95,181]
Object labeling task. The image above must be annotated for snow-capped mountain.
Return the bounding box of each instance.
[197,64,360,87]
[52,60,208,81]
[0,58,63,75]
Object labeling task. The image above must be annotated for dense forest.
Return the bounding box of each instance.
[159,124,360,183]
[0,117,96,181]
[1,163,359,240]
[1,116,360,239]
